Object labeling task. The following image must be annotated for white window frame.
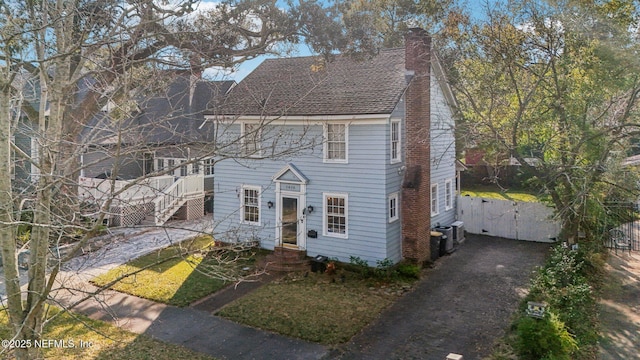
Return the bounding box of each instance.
[241,185,261,225]
[242,122,262,157]
[445,179,453,211]
[323,192,348,238]
[323,123,348,163]
[390,120,401,164]
[202,158,214,177]
[388,192,399,223]
[431,183,439,217]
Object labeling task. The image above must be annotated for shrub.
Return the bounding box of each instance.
[374,258,396,279]
[349,256,373,278]
[516,311,578,360]
[396,262,421,279]
[521,244,601,358]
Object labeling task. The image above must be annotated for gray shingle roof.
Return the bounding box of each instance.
[82,75,234,145]
[216,48,407,116]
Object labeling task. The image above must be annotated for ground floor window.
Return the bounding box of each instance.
[445,179,453,210]
[324,193,348,238]
[431,183,439,216]
[388,192,399,222]
[242,185,261,225]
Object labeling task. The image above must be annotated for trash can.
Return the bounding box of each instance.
[439,235,449,257]
[311,255,328,273]
[430,231,442,262]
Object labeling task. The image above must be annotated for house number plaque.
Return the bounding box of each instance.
[281,184,300,192]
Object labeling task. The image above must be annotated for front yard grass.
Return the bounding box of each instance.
[0,307,214,360]
[217,270,416,345]
[92,236,261,307]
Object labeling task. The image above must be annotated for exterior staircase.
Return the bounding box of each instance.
[264,247,310,272]
[138,177,193,226]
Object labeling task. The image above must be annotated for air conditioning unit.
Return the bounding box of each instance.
[435,226,454,254]
[452,221,465,244]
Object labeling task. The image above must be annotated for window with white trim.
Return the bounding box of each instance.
[431,183,439,216]
[324,193,348,237]
[388,192,399,222]
[445,179,453,210]
[180,160,188,177]
[324,123,347,162]
[390,120,401,163]
[242,123,261,156]
[156,158,165,172]
[241,185,261,225]
[203,158,214,177]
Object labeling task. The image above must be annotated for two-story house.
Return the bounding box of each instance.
[209,28,457,266]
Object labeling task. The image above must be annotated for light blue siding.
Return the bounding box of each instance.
[214,121,394,265]
[385,101,406,263]
[430,70,457,227]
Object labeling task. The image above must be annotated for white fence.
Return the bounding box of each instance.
[457,196,560,242]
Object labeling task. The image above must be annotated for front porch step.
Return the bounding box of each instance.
[264,247,310,272]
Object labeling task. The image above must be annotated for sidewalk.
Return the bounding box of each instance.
[53,218,328,360]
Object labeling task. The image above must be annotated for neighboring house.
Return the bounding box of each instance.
[11,71,43,195]
[78,73,234,226]
[208,28,458,265]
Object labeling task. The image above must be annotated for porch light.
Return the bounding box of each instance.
[306,205,314,214]
[267,201,274,209]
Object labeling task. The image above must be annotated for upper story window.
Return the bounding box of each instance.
[324,193,348,238]
[242,123,262,157]
[391,120,401,163]
[431,183,439,216]
[324,123,348,163]
[241,185,261,225]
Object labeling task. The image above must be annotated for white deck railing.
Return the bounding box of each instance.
[79,174,204,225]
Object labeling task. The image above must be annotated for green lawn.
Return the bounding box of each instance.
[218,271,415,345]
[461,185,541,202]
[0,307,215,360]
[92,236,260,307]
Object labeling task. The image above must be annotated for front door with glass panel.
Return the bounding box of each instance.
[281,196,299,247]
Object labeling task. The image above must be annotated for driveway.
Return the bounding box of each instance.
[328,234,550,360]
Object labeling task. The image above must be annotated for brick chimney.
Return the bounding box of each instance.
[401,28,432,263]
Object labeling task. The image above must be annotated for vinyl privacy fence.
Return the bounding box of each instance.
[457,196,560,242]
